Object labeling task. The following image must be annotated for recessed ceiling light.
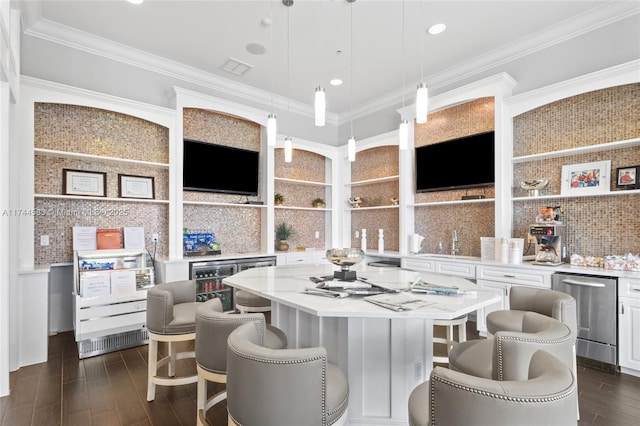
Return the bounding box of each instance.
[127,0,144,4]
[428,23,447,35]
[330,79,343,86]
[246,43,266,55]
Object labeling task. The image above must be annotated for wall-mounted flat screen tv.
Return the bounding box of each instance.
[183,139,260,196]
[415,131,495,193]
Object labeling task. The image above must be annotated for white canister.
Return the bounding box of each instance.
[499,237,509,263]
[509,241,522,264]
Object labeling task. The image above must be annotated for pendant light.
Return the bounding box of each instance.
[415,0,429,124]
[315,86,326,126]
[347,0,356,162]
[267,1,277,146]
[398,0,408,150]
[284,0,293,162]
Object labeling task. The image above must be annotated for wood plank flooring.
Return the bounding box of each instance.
[1,323,639,425]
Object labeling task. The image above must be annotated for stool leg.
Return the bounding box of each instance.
[459,323,467,344]
[147,338,158,402]
[446,325,454,353]
[168,341,176,377]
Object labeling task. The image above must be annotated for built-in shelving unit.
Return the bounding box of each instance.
[182,200,267,208]
[350,175,399,187]
[275,177,330,187]
[512,189,640,202]
[412,198,495,207]
[34,194,170,204]
[347,205,400,211]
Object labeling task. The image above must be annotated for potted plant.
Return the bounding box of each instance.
[274,192,284,206]
[275,222,294,251]
[312,198,326,208]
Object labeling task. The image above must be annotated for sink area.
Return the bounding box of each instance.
[416,254,481,261]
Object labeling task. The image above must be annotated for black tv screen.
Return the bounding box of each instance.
[415,131,495,193]
[183,139,260,196]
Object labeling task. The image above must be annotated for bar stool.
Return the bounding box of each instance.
[432,315,467,365]
[195,298,287,426]
[235,289,271,314]
[146,280,201,402]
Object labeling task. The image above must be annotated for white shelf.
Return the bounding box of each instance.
[275,206,330,211]
[275,177,331,187]
[412,198,495,207]
[183,200,267,208]
[34,148,170,168]
[347,205,400,211]
[511,138,640,164]
[512,189,640,201]
[35,194,169,204]
[349,175,400,187]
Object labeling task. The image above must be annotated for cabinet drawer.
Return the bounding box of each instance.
[79,300,146,320]
[402,258,436,273]
[285,253,313,264]
[77,311,146,338]
[435,261,476,278]
[619,278,640,299]
[476,265,552,288]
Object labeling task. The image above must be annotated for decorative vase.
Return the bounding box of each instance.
[277,240,290,251]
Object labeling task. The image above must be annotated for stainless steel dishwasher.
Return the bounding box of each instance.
[552,272,618,365]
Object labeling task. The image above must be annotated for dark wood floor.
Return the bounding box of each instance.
[1,322,639,426]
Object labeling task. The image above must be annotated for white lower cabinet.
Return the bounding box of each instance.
[277,250,326,265]
[475,265,553,334]
[618,278,640,375]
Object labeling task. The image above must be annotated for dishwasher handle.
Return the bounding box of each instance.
[560,278,605,288]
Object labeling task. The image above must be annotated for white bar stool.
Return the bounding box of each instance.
[433,314,468,364]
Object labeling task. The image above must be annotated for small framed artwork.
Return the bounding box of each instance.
[63,169,107,197]
[560,160,611,196]
[118,174,155,199]
[616,165,639,190]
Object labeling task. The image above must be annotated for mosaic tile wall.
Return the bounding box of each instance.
[33,103,170,265]
[513,83,640,258]
[274,148,329,250]
[412,98,496,255]
[350,146,400,251]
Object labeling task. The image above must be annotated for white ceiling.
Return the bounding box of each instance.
[17,0,640,142]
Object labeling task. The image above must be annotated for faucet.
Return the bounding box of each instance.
[451,229,459,256]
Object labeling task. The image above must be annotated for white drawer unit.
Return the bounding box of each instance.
[278,251,327,265]
[402,258,436,273]
[618,277,640,376]
[435,261,476,279]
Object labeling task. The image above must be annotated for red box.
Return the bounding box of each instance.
[97,229,122,249]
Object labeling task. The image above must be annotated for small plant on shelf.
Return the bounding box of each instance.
[312,198,326,208]
[274,192,284,205]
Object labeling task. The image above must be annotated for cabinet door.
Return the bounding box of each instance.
[619,297,640,373]
[476,279,510,333]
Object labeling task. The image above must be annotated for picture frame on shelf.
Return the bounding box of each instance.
[615,165,639,190]
[63,169,107,197]
[118,174,155,199]
[560,160,611,196]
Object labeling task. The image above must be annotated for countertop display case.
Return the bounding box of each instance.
[73,248,155,358]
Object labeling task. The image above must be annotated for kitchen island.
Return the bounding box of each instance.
[223,262,500,426]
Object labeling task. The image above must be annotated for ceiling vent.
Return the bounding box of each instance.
[222,57,254,77]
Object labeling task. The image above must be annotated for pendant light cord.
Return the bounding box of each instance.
[350,1,354,137]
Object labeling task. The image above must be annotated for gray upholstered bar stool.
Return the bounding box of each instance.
[146,280,201,402]
[226,322,349,426]
[432,314,467,365]
[194,298,287,426]
[234,289,271,314]
[408,350,577,426]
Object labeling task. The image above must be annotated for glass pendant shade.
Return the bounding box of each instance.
[398,119,408,150]
[416,83,429,124]
[284,137,293,163]
[267,114,277,146]
[314,86,326,126]
[347,136,356,162]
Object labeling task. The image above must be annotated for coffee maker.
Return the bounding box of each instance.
[529,224,564,265]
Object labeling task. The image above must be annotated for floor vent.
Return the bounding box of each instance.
[77,328,148,359]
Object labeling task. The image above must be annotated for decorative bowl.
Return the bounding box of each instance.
[519,179,549,196]
[326,248,365,280]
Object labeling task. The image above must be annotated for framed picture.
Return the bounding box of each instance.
[561,160,611,196]
[118,174,155,199]
[615,165,639,190]
[63,169,107,197]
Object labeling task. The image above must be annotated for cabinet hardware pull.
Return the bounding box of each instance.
[503,274,517,278]
[562,279,605,288]
[621,303,625,315]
